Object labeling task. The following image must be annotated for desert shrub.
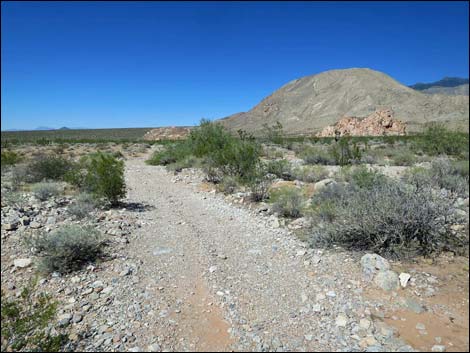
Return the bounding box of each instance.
[389,148,416,166]
[217,176,240,194]
[167,155,202,173]
[329,136,363,166]
[146,142,192,166]
[292,165,329,183]
[31,182,61,201]
[82,152,126,205]
[10,164,33,188]
[340,165,388,189]
[413,124,469,157]
[270,186,304,218]
[309,179,462,258]
[1,150,22,167]
[67,193,100,219]
[1,280,68,352]
[1,190,28,208]
[247,165,272,202]
[28,225,104,274]
[300,146,336,165]
[403,158,469,197]
[265,159,293,180]
[146,120,261,182]
[27,155,75,182]
[261,121,285,145]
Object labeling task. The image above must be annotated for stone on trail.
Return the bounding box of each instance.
[374,270,400,291]
[14,258,32,268]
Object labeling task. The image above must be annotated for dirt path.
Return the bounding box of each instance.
[119,156,416,352]
[116,156,469,352]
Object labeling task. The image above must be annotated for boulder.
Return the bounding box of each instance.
[360,253,391,281]
[374,270,400,291]
[314,178,337,193]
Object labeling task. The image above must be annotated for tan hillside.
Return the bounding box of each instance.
[217,68,469,135]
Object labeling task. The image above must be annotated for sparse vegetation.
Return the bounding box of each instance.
[265,159,293,180]
[67,192,101,219]
[1,280,68,352]
[413,123,469,158]
[28,225,104,274]
[261,121,285,145]
[270,186,304,218]
[31,182,61,201]
[292,165,329,183]
[309,178,462,258]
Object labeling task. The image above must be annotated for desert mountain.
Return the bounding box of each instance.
[419,84,469,96]
[409,77,469,91]
[217,68,469,135]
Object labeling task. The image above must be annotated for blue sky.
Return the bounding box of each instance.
[1,1,469,130]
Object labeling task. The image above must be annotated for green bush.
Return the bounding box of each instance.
[1,150,22,166]
[265,159,293,180]
[146,120,261,183]
[329,136,363,166]
[247,165,272,202]
[28,225,104,274]
[83,152,126,205]
[300,145,336,165]
[340,165,388,189]
[1,280,68,352]
[309,179,462,258]
[31,182,61,201]
[27,155,75,182]
[146,142,192,166]
[261,121,285,145]
[270,186,304,218]
[389,149,416,166]
[413,124,469,157]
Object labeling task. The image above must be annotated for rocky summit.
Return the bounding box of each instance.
[217,68,469,135]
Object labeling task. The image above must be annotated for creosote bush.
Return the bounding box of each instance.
[292,165,329,183]
[265,159,293,180]
[1,150,22,167]
[27,155,75,182]
[28,225,104,274]
[146,120,262,184]
[1,279,68,352]
[82,152,126,206]
[309,179,462,259]
[270,186,304,218]
[413,123,469,158]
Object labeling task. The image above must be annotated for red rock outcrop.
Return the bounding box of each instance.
[316,109,406,137]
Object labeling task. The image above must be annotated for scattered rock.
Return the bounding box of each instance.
[374,270,400,291]
[431,345,446,352]
[399,273,411,288]
[13,258,32,268]
[360,253,390,281]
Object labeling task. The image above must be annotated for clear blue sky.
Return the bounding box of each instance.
[1,1,469,130]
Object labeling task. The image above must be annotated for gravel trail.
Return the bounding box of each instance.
[118,156,412,352]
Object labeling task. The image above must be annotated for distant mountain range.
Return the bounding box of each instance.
[2,126,87,132]
[409,77,469,91]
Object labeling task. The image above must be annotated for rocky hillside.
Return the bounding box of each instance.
[217,68,469,135]
[419,84,469,96]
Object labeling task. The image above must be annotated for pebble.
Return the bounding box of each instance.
[13,258,32,268]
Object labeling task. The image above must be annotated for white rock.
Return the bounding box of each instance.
[399,273,411,288]
[360,253,390,281]
[335,313,348,327]
[14,258,32,268]
[431,345,446,352]
[209,266,217,273]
